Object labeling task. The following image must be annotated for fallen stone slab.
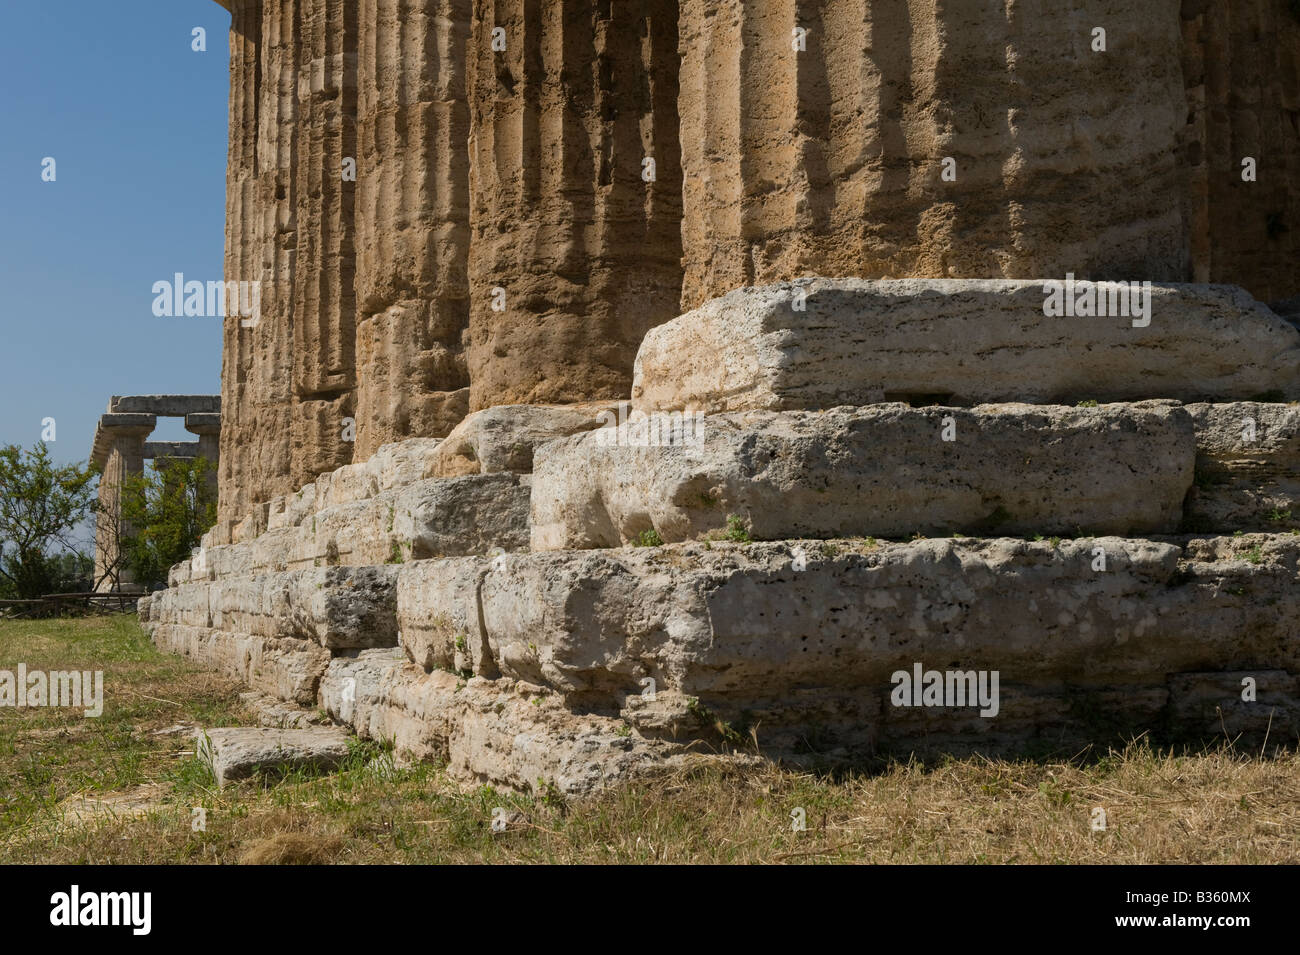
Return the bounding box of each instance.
[632,279,1300,413]
[531,401,1195,547]
[1184,402,1300,532]
[196,727,351,787]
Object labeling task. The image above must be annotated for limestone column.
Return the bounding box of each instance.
[353,0,472,460]
[677,0,1190,310]
[1180,0,1300,302]
[185,413,223,504]
[466,0,683,411]
[291,0,361,488]
[218,0,263,523]
[93,418,154,593]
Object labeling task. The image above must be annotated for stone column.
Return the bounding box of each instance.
[1179,0,1300,302]
[353,0,473,459]
[185,413,223,504]
[465,0,683,411]
[221,0,301,521]
[677,0,1190,310]
[291,0,361,488]
[92,416,155,593]
[218,0,263,523]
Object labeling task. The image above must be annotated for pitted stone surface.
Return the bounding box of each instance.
[424,402,620,478]
[187,472,530,583]
[633,280,1300,413]
[1184,402,1300,532]
[531,402,1196,548]
[317,650,697,796]
[468,536,1300,717]
[150,623,329,706]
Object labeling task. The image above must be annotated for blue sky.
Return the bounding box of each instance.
[0,0,229,461]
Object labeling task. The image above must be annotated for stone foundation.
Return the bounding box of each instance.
[143,277,1300,794]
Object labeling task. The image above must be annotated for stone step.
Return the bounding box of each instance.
[176,473,530,584]
[179,399,1300,587]
[534,400,1300,548]
[532,401,1195,548]
[147,534,1300,791]
[398,535,1300,757]
[148,566,399,649]
[316,649,699,796]
[632,279,1300,413]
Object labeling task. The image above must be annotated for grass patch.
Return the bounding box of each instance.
[633,528,664,548]
[0,618,1297,864]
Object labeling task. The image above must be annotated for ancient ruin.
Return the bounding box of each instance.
[92,396,221,592]
[142,1,1300,794]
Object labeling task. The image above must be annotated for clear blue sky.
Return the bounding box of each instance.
[0,0,230,461]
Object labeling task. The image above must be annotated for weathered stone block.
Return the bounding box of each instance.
[197,726,351,787]
[151,624,329,706]
[425,403,620,478]
[318,651,690,795]
[471,537,1300,710]
[1166,670,1300,742]
[633,280,1300,413]
[396,557,493,675]
[391,474,531,559]
[531,402,1195,548]
[1184,402,1300,532]
[204,567,398,648]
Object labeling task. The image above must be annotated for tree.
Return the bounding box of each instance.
[0,443,97,599]
[118,457,217,589]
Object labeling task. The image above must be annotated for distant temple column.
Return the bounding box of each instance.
[185,412,223,503]
[92,415,155,592]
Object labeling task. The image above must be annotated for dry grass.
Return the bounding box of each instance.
[1,617,1297,864]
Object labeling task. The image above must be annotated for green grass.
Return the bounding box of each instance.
[0,617,1297,864]
[632,528,664,548]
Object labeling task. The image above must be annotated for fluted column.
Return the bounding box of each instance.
[290,0,360,487]
[93,420,154,592]
[466,0,683,411]
[677,0,1190,309]
[217,0,263,522]
[354,0,472,459]
[1180,0,1300,302]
